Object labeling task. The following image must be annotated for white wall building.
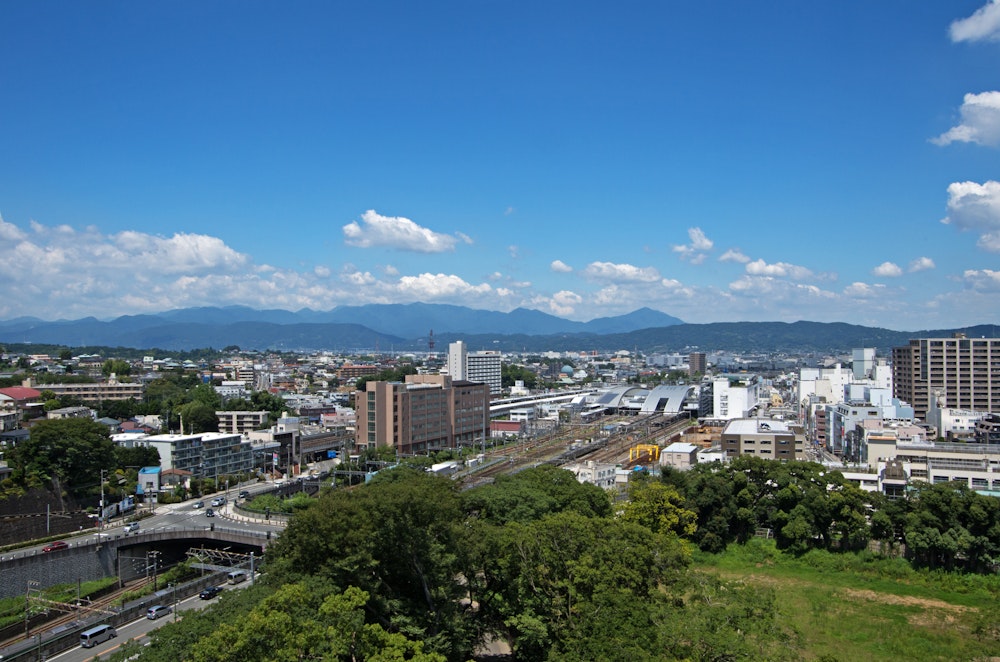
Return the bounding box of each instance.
[712,377,761,420]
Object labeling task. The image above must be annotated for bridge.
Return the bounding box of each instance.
[0,525,269,600]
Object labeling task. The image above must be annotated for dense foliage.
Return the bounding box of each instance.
[127,466,797,661]
[1,418,160,501]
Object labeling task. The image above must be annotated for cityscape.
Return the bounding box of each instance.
[2,1,1000,660]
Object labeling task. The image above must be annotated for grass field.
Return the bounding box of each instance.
[694,540,1000,661]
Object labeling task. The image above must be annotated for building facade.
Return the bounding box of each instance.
[720,418,806,461]
[216,410,270,435]
[448,340,501,398]
[355,374,489,455]
[892,334,1000,421]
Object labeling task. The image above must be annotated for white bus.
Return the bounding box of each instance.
[80,623,117,648]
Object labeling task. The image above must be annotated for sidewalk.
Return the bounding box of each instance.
[218,503,287,527]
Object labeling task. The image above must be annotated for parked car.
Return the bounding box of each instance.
[192,500,204,509]
[123,522,140,535]
[238,490,250,499]
[205,508,215,517]
[42,540,68,553]
[199,585,223,600]
[146,605,172,620]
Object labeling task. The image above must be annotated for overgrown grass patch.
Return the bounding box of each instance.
[694,540,1000,661]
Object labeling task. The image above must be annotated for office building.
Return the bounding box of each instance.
[721,418,806,461]
[355,374,489,455]
[892,334,1000,420]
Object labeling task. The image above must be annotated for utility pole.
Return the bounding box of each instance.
[99,469,107,529]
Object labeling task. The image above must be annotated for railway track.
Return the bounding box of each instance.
[0,577,155,651]
[460,412,694,488]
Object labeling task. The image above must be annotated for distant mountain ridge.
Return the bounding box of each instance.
[0,304,684,351]
[0,305,996,353]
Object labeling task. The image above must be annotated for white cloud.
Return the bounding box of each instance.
[382,264,399,276]
[941,180,1000,252]
[548,290,583,316]
[341,270,376,286]
[582,261,663,283]
[963,268,1000,291]
[843,282,886,298]
[932,91,1000,147]
[0,215,27,242]
[719,248,751,264]
[672,227,714,262]
[342,210,466,253]
[395,273,494,299]
[872,262,903,277]
[950,0,1000,42]
[744,259,814,281]
[508,245,519,259]
[908,257,935,272]
[313,265,331,278]
[550,259,573,273]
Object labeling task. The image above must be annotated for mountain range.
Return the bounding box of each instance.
[0,305,996,354]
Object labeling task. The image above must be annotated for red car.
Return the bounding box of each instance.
[42,541,68,552]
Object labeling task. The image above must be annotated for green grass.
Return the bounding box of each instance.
[694,540,1000,661]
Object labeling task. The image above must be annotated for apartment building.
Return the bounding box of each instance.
[355,374,489,455]
[23,377,144,402]
[448,340,501,398]
[143,431,255,478]
[892,334,1000,421]
[216,410,269,435]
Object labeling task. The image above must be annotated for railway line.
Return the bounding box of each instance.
[0,576,155,652]
[459,411,695,488]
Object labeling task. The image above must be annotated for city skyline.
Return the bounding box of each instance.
[1,2,999,330]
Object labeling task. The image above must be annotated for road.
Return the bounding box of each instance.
[48,576,256,662]
[5,480,285,562]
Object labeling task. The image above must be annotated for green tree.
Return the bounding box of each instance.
[462,464,612,526]
[621,479,697,538]
[102,358,132,377]
[10,418,115,496]
[268,469,474,659]
[176,400,219,434]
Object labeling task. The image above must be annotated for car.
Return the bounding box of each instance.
[210,496,226,507]
[42,540,68,553]
[146,605,172,620]
[238,490,250,499]
[199,585,223,600]
[123,522,140,535]
[192,500,204,509]
[205,508,215,517]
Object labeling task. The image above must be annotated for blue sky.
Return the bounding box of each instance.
[1,1,999,330]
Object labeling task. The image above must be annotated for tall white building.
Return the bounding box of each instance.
[448,341,501,398]
[448,341,467,381]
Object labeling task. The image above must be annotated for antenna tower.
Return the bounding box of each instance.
[428,329,436,354]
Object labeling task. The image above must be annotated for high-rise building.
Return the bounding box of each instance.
[467,351,501,398]
[688,352,706,376]
[892,334,1000,420]
[448,340,501,398]
[448,341,467,381]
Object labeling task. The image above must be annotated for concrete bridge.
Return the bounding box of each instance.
[0,525,269,600]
